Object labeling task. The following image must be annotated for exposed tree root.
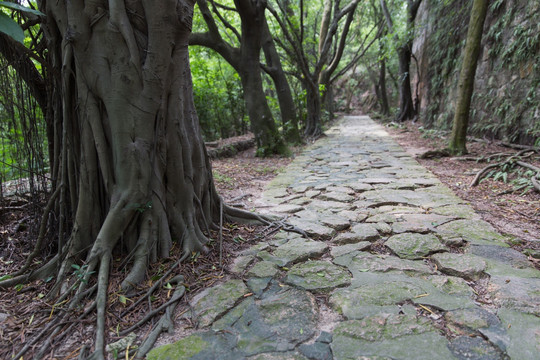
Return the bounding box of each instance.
[469,149,540,192]
[3,198,306,359]
[417,148,451,159]
[207,138,255,159]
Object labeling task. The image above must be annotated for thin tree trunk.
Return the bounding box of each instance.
[396,44,415,121]
[261,19,300,143]
[379,58,390,115]
[304,81,322,138]
[449,0,489,155]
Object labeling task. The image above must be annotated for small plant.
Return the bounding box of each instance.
[71,264,94,284]
[212,171,233,185]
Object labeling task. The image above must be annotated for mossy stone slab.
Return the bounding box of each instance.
[431,253,487,280]
[247,261,280,278]
[348,252,433,276]
[331,316,455,360]
[271,237,329,265]
[436,219,509,247]
[386,233,446,260]
[190,279,248,327]
[497,308,540,359]
[285,260,351,293]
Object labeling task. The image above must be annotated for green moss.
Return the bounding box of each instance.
[146,335,208,360]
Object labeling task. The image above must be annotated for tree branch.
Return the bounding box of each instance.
[209,0,241,43]
[0,33,47,111]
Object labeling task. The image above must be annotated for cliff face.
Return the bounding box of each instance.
[412,0,539,145]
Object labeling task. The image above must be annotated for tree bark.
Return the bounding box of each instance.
[396,44,415,121]
[304,80,322,138]
[261,20,301,143]
[379,58,390,115]
[449,0,489,155]
[10,1,240,356]
[235,0,288,155]
[380,0,422,122]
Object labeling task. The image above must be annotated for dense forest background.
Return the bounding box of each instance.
[1,0,538,183]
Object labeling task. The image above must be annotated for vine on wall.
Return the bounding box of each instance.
[418,0,539,145]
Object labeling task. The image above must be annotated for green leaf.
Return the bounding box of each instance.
[316,272,325,277]
[0,12,24,43]
[164,282,173,289]
[119,295,127,305]
[0,274,13,281]
[0,1,45,17]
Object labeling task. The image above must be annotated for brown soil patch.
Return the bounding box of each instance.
[211,146,295,205]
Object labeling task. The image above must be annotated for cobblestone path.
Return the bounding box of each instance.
[149,116,540,359]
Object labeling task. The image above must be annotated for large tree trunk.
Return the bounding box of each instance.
[236,0,288,155]
[448,0,489,155]
[45,0,220,282]
[1,1,257,357]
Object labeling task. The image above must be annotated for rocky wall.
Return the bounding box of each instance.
[412,0,539,145]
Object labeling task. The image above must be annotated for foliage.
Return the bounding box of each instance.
[190,46,247,141]
[0,2,48,188]
[0,58,48,185]
[0,1,43,43]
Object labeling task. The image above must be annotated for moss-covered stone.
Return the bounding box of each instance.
[436,219,509,246]
[190,279,247,327]
[329,282,425,318]
[271,237,328,265]
[247,261,279,278]
[348,252,433,276]
[285,260,351,293]
[431,253,487,280]
[147,335,208,360]
[331,316,455,359]
[386,233,446,259]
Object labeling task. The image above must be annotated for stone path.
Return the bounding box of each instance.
[148,116,540,360]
